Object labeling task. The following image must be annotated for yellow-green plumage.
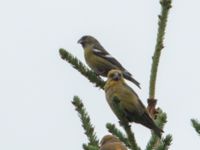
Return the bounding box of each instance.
[104,69,163,137]
[105,77,142,116]
[78,35,141,88]
[84,47,117,75]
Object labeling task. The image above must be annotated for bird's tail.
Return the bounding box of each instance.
[140,112,163,138]
[123,71,141,89]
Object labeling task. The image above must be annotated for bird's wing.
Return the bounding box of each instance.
[92,47,125,69]
[124,83,146,113]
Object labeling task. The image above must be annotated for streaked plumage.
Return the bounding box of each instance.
[78,35,141,89]
[100,135,128,150]
[104,69,163,137]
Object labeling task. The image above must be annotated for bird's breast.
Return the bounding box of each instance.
[105,82,141,112]
[105,83,122,104]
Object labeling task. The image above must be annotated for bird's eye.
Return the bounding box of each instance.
[109,74,114,78]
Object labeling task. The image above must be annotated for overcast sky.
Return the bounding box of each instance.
[0,0,200,149]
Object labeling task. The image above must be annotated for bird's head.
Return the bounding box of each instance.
[78,35,101,48]
[100,135,120,146]
[107,69,124,82]
[104,69,125,90]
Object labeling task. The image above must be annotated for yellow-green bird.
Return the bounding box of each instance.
[78,35,141,89]
[100,135,128,150]
[104,69,163,137]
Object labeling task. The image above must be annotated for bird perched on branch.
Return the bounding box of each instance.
[104,69,163,137]
[78,35,141,89]
[100,135,128,150]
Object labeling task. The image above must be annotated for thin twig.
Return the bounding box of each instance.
[148,0,172,116]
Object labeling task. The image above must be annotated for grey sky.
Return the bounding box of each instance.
[0,0,200,149]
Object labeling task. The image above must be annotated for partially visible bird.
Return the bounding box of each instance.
[78,35,141,89]
[104,69,163,137]
[100,135,128,150]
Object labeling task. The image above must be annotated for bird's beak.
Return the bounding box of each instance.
[113,73,120,81]
[77,38,83,44]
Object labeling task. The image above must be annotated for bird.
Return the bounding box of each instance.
[77,35,141,89]
[104,69,163,137]
[100,135,128,150]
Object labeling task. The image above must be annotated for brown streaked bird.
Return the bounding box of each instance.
[104,69,163,137]
[100,135,128,150]
[78,35,141,89]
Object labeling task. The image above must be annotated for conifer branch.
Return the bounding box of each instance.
[191,119,200,136]
[148,0,172,117]
[146,109,168,150]
[155,134,173,150]
[59,48,105,89]
[83,144,99,150]
[146,134,159,150]
[149,0,172,99]
[123,123,141,150]
[155,109,167,131]
[147,1,172,149]
[106,123,131,148]
[112,97,141,150]
[72,96,99,148]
